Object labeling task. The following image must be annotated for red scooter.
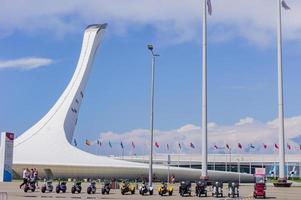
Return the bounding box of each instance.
[253,174,266,199]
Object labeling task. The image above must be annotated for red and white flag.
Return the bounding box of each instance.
[155,142,160,148]
[207,0,213,15]
[275,144,279,149]
[282,0,290,10]
[85,139,92,146]
[190,142,195,149]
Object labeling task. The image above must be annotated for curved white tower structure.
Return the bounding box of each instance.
[12,24,253,182]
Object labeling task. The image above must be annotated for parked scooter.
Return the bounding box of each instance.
[41,179,53,193]
[56,180,67,193]
[212,181,223,197]
[139,181,153,195]
[157,182,173,196]
[87,181,97,194]
[71,180,82,194]
[228,182,239,198]
[101,181,111,195]
[179,181,191,197]
[253,175,266,199]
[195,180,207,197]
[120,180,135,195]
[24,178,36,193]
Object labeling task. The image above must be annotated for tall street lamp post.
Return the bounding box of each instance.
[147,44,159,188]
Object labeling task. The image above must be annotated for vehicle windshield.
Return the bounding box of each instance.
[255,176,265,183]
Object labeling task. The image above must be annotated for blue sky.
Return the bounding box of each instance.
[1,0,301,155]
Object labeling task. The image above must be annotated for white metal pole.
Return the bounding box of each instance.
[213,153,216,171]
[250,161,252,174]
[201,0,208,179]
[277,0,286,181]
[229,149,232,172]
[225,150,228,172]
[149,53,156,187]
[167,154,170,183]
[299,162,301,179]
[238,158,241,184]
[261,154,264,168]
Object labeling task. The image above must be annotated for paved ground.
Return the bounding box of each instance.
[1,182,301,200]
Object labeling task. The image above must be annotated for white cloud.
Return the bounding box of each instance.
[235,117,255,126]
[177,124,199,132]
[0,0,301,46]
[96,115,301,156]
[0,57,53,70]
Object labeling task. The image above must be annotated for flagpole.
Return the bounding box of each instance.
[229,148,232,172]
[238,157,241,184]
[261,153,264,169]
[201,0,208,180]
[213,151,216,170]
[277,0,286,182]
[274,148,277,179]
[225,149,228,172]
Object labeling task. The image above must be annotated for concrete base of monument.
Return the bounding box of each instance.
[273,178,292,187]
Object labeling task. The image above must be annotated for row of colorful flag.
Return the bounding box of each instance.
[217,143,301,151]
[75,139,301,151]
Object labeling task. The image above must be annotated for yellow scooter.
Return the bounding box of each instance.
[157,182,173,196]
[120,181,135,195]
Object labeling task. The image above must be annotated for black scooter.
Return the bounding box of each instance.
[56,180,67,193]
[212,181,223,197]
[24,178,36,193]
[87,181,96,194]
[139,182,153,195]
[228,182,239,198]
[195,180,207,197]
[179,181,191,197]
[41,179,53,193]
[101,182,111,195]
[71,181,82,194]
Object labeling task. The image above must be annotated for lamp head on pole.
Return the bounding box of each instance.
[147,44,160,57]
[147,44,154,51]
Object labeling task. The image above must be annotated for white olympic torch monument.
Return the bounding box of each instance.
[10,24,253,182]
